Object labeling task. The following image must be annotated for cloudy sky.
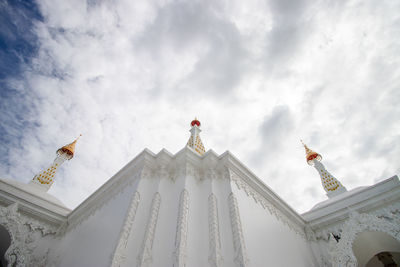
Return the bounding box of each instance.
[1,0,399,213]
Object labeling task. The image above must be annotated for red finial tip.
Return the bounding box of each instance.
[191,118,201,127]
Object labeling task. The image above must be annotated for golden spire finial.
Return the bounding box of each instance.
[57,134,82,159]
[301,140,322,165]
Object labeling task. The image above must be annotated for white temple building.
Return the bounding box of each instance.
[0,119,399,267]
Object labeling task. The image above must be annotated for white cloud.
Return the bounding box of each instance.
[1,0,400,213]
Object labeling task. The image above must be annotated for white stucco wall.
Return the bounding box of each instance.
[232,184,316,267]
[44,150,317,267]
[54,178,139,267]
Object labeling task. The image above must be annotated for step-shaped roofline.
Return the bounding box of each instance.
[67,147,306,230]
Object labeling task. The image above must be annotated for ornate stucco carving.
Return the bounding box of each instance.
[208,193,223,267]
[229,170,305,238]
[228,193,249,267]
[329,210,400,267]
[314,224,344,242]
[0,203,27,267]
[156,164,172,180]
[372,201,400,225]
[186,162,202,181]
[137,192,161,267]
[173,189,189,267]
[304,225,317,242]
[111,191,141,267]
[311,201,400,242]
[0,202,57,267]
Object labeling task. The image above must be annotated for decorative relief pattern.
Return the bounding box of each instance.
[186,162,202,181]
[0,203,27,267]
[312,201,400,242]
[205,169,218,180]
[0,203,57,267]
[137,192,161,267]
[329,211,400,267]
[228,193,248,267]
[111,191,141,267]
[173,190,189,267]
[229,171,305,238]
[373,201,400,226]
[208,194,223,267]
[65,159,230,235]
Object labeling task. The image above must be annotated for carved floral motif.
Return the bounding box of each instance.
[0,203,57,267]
[111,191,141,267]
[228,193,248,267]
[229,170,305,238]
[173,190,189,267]
[208,193,223,267]
[137,192,161,267]
[329,211,400,267]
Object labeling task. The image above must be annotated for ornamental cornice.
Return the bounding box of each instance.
[62,148,257,233]
[228,169,306,238]
[64,147,306,235]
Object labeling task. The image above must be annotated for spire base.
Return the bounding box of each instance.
[326,186,347,198]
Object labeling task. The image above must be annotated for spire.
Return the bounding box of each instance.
[57,134,81,159]
[301,140,322,165]
[29,135,81,192]
[186,118,206,155]
[301,141,347,198]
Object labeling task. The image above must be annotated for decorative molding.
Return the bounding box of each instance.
[63,152,230,234]
[111,191,141,267]
[372,201,400,225]
[329,211,400,267]
[173,190,189,267]
[228,193,248,267]
[304,225,317,242]
[311,201,400,241]
[186,162,202,181]
[137,192,161,267]
[230,170,305,238]
[314,223,344,242]
[208,193,223,267]
[204,168,218,180]
[0,203,27,267]
[0,202,57,267]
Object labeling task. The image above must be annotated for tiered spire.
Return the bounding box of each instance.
[187,118,206,155]
[301,141,347,198]
[29,135,81,192]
